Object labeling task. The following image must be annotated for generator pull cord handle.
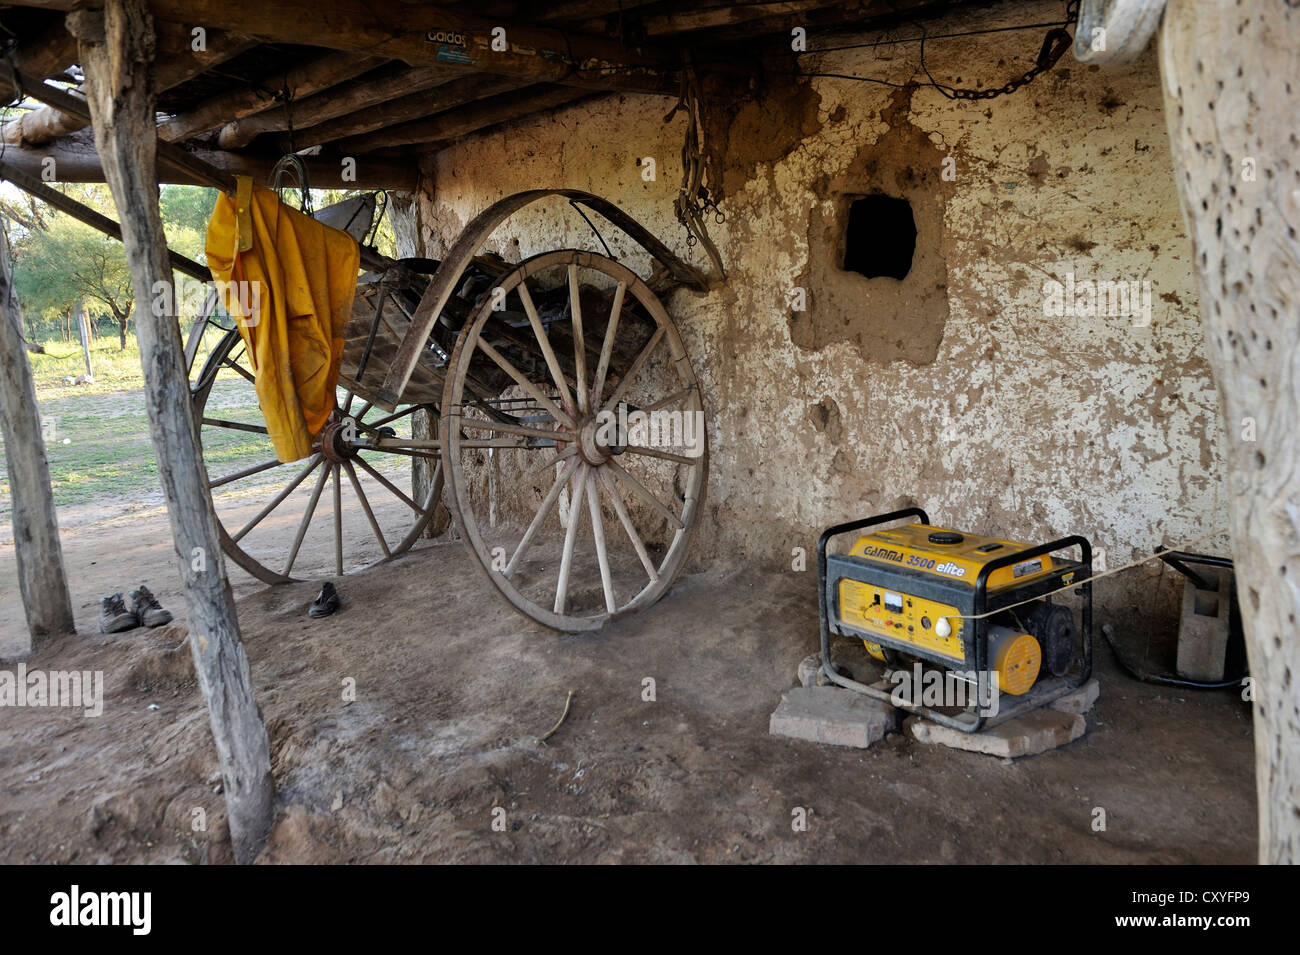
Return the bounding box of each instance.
[817,507,929,689]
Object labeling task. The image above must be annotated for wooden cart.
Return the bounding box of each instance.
[187,190,710,631]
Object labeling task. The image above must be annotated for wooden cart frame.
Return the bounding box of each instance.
[188,190,711,631]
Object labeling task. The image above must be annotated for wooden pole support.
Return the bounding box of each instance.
[0,227,76,650]
[1158,0,1300,862]
[76,0,275,864]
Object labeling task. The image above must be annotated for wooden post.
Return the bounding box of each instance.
[72,0,274,863]
[1158,0,1300,862]
[74,300,92,379]
[0,225,75,649]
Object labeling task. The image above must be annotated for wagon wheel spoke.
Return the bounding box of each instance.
[621,445,699,467]
[284,460,330,577]
[232,453,321,542]
[606,458,684,529]
[591,281,625,409]
[585,469,617,614]
[638,385,695,414]
[209,457,282,489]
[553,462,588,614]
[352,453,422,513]
[568,264,589,413]
[603,326,666,414]
[344,459,390,558]
[517,280,574,414]
[505,455,580,577]
[596,467,659,583]
[332,463,344,577]
[202,417,269,435]
[527,443,578,477]
[222,358,256,386]
[474,336,576,430]
[360,403,421,433]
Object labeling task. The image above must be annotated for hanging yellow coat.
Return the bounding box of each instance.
[206,177,360,463]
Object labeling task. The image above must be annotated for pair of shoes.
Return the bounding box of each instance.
[98,586,174,634]
[309,582,340,618]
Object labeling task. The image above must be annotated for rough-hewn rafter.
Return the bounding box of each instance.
[332,84,589,153]
[158,51,384,143]
[216,64,459,148]
[282,74,530,150]
[2,26,254,147]
[0,130,418,189]
[17,0,681,94]
[0,160,212,281]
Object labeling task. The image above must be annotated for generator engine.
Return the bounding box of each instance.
[817,507,1093,732]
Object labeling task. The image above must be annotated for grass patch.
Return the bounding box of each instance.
[2,331,414,510]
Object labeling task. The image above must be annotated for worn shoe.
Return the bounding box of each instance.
[99,593,139,633]
[309,582,340,618]
[130,585,173,628]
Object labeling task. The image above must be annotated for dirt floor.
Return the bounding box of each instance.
[0,489,1257,864]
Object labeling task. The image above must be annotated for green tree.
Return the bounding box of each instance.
[12,211,136,349]
[159,184,218,260]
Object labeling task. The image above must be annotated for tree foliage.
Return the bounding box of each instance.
[11,186,136,347]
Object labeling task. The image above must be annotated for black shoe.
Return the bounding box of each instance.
[99,593,139,633]
[309,582,340,618]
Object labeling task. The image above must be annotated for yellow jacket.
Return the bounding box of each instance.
[206,178,359,462]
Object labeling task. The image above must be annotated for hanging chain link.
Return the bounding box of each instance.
[933,0,1079,100]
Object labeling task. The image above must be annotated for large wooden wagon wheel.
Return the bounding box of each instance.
[190,325,444,584]
[439,249,708,631]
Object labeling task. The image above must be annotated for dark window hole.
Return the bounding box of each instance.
[843,194,916,280]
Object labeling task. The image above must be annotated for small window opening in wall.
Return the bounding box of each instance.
[843,194,917,280]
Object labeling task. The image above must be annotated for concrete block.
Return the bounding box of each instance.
[1176,569,1232,682]
[907,707,1086,758]
[1048,678,1100,715]
[797,652,854,688]
[769,686,897,748]
[797,653,825,688]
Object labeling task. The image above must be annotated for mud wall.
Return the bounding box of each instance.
[410,1,1227,631]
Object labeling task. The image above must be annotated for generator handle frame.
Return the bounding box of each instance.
[817,507,930,714]
[971,534,1093,733]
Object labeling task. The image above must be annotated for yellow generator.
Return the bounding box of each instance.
[817,506,1093,733]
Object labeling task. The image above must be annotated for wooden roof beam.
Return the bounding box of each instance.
[0,130,418,190]
[334,85,590,154]
[636,0,858,36]
[1,25,255,147]
[83,0,680,94]
[9,19,79,79]
[0,159,210,281]
[158,51,385,143]
[280,74,531,150]
[537,0,660,22]
[216,64,461,149]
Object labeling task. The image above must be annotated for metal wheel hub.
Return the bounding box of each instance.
[576,415,614,466]
[319,415,359,464]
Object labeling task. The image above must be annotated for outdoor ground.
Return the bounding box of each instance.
[0,512,1257,863]
[0,340,1257,864]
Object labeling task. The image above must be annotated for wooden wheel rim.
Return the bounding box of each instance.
[440,249,708,632]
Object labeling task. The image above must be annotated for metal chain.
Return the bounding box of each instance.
[928,0,1079,101]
